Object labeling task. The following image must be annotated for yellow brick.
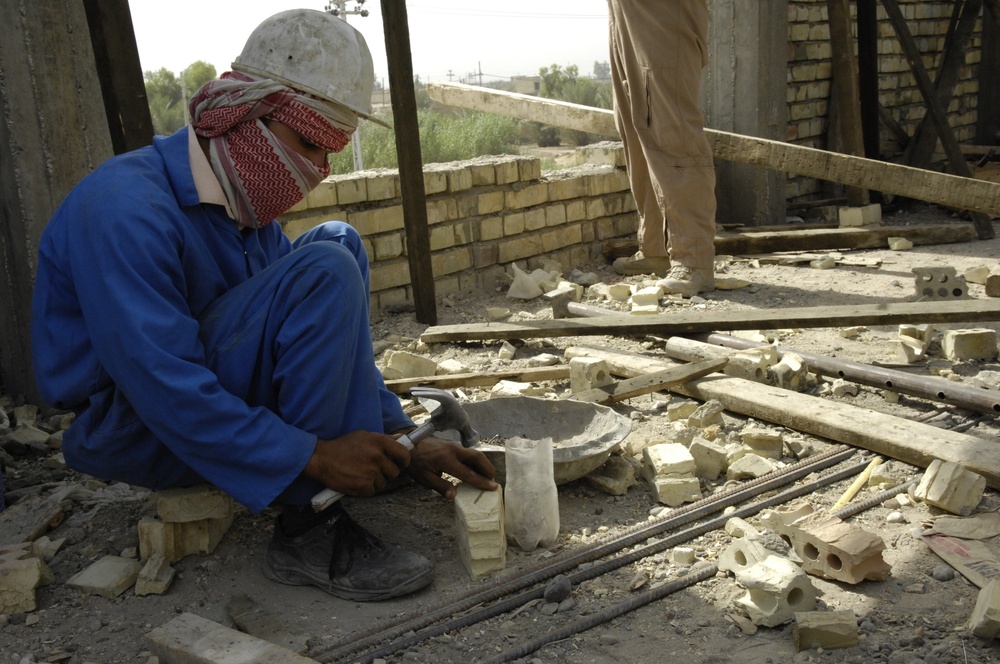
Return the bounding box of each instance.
[504,183,548,210]
[447,168,473,192]
[497,235,545,263]
[478,191,505,214]
[373,233,405,260]
[495,160,520,184]
[372,205,405,233]
[469,163,497,186]
[423,168,448,194]
[523,208,546,231]
[365,173,399,200]
[370,261,411,291]
[517,157,542,182]
[479,216,503,241]
[335,177,367,205]
[542,224,582,252]
[426,198,458,224]
[306,181,338,207]
[545,203,567,226]
[503,212,525,235]
[431,247,473,275]
[565,199,587,221]
[547,177,588,201]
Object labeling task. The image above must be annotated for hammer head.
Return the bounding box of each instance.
[411,387,480,447]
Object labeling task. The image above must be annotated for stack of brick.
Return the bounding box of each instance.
[0,542,54,613]
[641,443,701,507]
[138,485,234,570]
[454,484,506,579]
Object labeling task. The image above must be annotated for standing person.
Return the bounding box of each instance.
[31,9,496,602]
[608,0,718,297]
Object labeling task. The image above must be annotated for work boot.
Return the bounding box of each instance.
[612,251,671,276]
[656,265,715,297]
[265,502,434,601]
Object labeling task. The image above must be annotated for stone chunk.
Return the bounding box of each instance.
[970,578,1000,639]
[66,555,142,599]
[914,459,986,516]
[156,485,232,523]
[584,455,637,496]
[642,443,696,480]
[146,613,316,664]
[727,453,779,481]
[688,399,725,428]
[740,427,784,459]
[794,610,859,651]
[139,508,235,564]
[688,436,727,481]
[942,328,998,361]
[771,352,810,391]
[384,350,439,379]
[455,484,505,579]
[135,554,176,596]
[734,555,817,627]
[650,476,702,507]
[0,543,54,613]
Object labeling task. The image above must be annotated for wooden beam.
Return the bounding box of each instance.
[426,82,1000,218]
[903,0,982,171]
[827,0,868,205]
[568,358,728,405]
[881,0,994,239]
[564,346,1000,490]
[383,366,570,394]
[420,299,1000,343]
[857,1,882,160]
[82,0,153,154]
[381,1,436,325]
[603,223,978,261]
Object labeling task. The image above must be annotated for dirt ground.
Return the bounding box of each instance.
[4,204,1000,664]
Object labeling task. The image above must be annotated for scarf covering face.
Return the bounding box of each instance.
[189,71,357,228]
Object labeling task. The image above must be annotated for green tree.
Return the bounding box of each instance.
[593,60,611,80]
[144,68,183,136]
[537,63,613,146]
[144,61,217,136]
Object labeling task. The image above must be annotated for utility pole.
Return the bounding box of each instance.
[325,0,370,171]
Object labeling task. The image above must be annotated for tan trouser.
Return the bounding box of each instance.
[608,0,717,269]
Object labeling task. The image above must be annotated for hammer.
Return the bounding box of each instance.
[310,387,479,511]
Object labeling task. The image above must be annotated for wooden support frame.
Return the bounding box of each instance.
[381,1,436,324]
[881,0,994,239]
[826,0,869,206]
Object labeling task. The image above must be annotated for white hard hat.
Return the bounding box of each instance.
[232,9,386,126]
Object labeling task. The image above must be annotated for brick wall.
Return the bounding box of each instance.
[786,0,984,202]
[280,148,637,310]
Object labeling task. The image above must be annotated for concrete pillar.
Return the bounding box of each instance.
[703,0,788,226]
[0,3,113,400]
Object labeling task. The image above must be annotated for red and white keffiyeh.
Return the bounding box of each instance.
[189,72,357,228]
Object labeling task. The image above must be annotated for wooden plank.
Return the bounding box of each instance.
[420,299,1000,343]
[564,346,1000,490]
[145,612,319,664]
[426,82,1000,218]
[569,358,728,405]
[381,1,436,325]
[857,1,882,160]
[604,223,978,261]
[383,366,570,394]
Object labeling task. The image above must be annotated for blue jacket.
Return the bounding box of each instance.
[31,128,408,512]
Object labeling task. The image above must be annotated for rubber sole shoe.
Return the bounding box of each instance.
[264,504,434,602]
[612,251,671,276]
[656,265,715,297]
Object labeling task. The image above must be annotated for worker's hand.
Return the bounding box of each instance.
[303,430,411,497]
[405,434,499,500]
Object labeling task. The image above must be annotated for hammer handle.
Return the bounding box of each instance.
[309,420,436,512]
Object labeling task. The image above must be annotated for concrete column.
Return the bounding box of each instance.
[0,2,113,400]
[703,0,788,226]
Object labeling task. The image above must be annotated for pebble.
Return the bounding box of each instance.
[540,602,559,616]
[860,620,877,633]
[558,598,576,612]
[599,633,620,646]
[886,511,906,524]
[930,565,956,582]
[543,574,572,603]
[903,583,925,594]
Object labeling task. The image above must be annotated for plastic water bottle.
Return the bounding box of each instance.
[503,437,559,551]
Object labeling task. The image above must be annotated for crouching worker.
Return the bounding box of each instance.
[31,9,497,601]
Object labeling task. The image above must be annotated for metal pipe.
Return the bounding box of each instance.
[689,332,1000,415]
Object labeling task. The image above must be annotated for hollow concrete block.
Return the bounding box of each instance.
[770,511,890,584]
[734,555,817,627]
[569,357,613,393]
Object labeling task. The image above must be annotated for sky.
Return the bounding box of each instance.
[129,1,610,86]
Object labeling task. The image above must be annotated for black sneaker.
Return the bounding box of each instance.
[264,503,435,601]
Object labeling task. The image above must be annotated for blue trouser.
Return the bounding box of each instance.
[192,221,405,505]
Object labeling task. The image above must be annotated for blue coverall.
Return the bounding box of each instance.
[31,128,412,513]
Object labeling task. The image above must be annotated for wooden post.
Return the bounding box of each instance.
[826,0,869,206]
[881,0,994,239]
[82,0,154,154]
[380,0,436,325]
[856,1,881,161]
[980,1,1000,144]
